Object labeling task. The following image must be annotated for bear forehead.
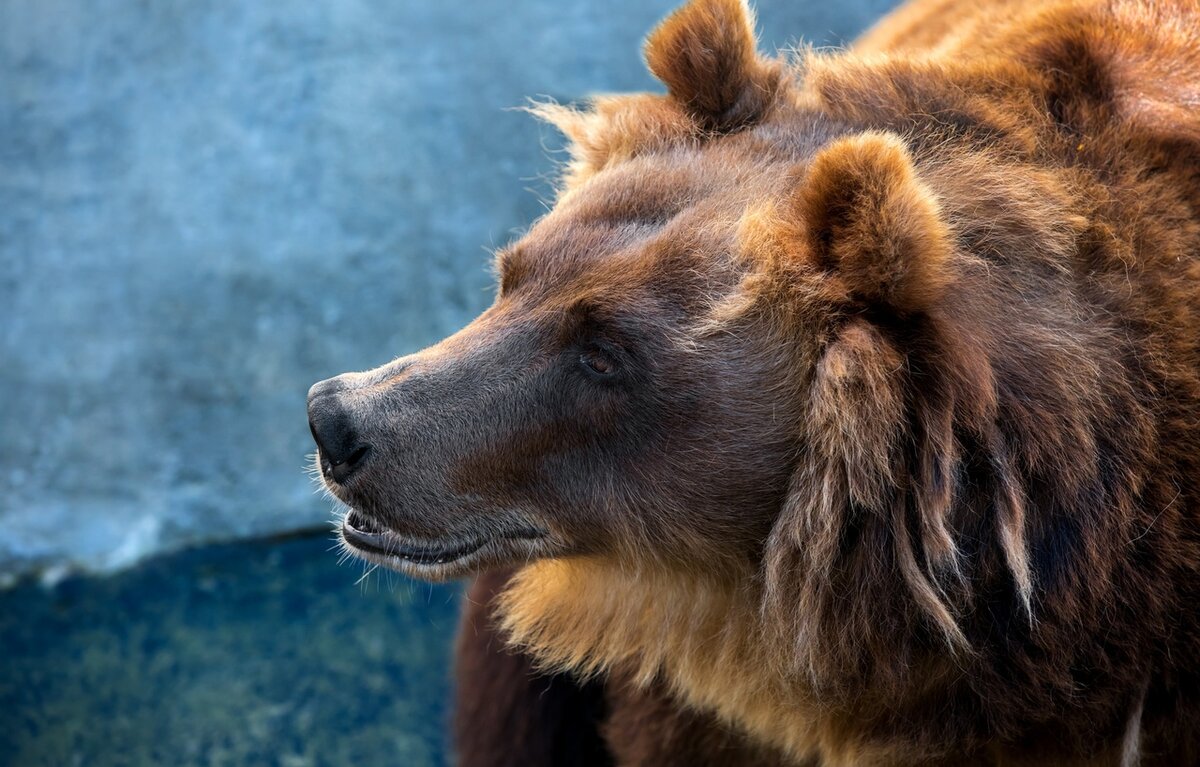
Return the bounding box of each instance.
[497,143,794,297]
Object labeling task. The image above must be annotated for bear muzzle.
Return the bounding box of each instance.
[307,376,372,486]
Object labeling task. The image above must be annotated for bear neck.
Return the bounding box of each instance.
[498,556,1010,765]
[498,557,824,760]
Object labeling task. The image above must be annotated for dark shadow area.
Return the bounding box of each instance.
[0,533,461,767]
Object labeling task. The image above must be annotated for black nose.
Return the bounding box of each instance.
[307,378,370,483]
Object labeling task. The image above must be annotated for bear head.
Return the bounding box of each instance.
[309,0,1033,683]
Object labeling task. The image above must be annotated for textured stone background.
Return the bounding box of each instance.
[0,533,463,766]
[0,0,899,580]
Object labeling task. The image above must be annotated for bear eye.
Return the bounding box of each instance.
[579,349,617,377]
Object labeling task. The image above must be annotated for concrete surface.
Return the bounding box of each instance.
[0,0,900,580]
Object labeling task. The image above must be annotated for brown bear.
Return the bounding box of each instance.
[306,0,1200,763]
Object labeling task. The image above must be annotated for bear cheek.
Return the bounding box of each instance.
[433,391,604,538]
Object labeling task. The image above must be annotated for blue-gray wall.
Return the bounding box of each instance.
[0,0,900,581]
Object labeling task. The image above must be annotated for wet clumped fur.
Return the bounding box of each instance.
[312,0,1200,764]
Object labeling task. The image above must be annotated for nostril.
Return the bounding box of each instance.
[343,444,370,467]
[306,387,370,483]
[329,444,370,483]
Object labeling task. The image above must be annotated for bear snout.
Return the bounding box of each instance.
[307,377,371,484]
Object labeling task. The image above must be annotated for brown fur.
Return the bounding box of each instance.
[310,0,1200,764]
[643,0,784,132]
[504,0,1200,763]
[457,569,791,767]
[455,570,612,766]
[603,672,795,767]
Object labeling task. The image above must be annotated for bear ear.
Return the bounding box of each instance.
[794,131,953,315]
[644,0,780,132]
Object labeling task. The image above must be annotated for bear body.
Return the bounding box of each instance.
[308,0,1200,764]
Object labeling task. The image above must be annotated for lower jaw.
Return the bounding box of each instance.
[338,515,549,582]
[340,542,484,581]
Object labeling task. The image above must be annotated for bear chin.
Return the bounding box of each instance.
[338,507,554,582]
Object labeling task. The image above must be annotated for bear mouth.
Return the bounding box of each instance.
[340,509,549,579]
